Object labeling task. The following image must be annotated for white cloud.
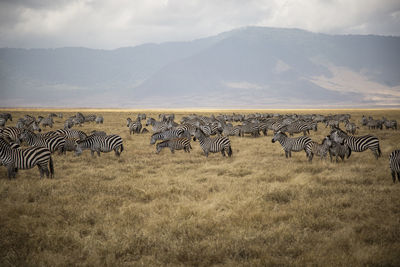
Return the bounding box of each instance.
[0,0,399,49]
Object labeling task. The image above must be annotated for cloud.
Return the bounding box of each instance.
[0,0,399,49]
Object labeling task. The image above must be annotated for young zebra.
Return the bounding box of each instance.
[150,129,190,145]
[19,129,65,154]
[193,128,232,157]
[0,138,54,179]
[271,131,313,160]
[75,134,124,157]
[308,137,331,161]
[328,139,350,162]
[389,150,400,183]
[330,127,381,159]
[156,137,192,154]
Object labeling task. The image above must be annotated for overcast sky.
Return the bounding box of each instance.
[0,0,399,49]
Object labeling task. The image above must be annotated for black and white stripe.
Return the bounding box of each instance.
[55,129,87,140]
[193,128,232,157]
[0,127,25,143]
[127,117,142,134]
[156,137,192,154]
[0,137,54,179]
[271,131,312,160]
[19,130,65,154]
[75,134,124,157]
[330,128,381,159]
[389,150,400,183]
[146,118,170,134]
[150,129,190,145]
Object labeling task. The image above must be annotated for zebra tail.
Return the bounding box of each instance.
[228,145,233,157]
[49,156,54,178]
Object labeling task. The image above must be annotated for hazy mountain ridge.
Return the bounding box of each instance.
[1,26,399,108]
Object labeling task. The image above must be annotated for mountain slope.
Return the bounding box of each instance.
[1,27,399,108]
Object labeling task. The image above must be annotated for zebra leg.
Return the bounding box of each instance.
[96,150,101,157]
[114,148,120,157]
[221,149,226,157]
[6,164,15,179]
[392,171,396,183]
[170,148,175,154]
[37,165,44,179]
[397,172,400,183]
[285,150,289,158]
[90,150,95,157]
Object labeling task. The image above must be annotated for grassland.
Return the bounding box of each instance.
[1,109,400,266]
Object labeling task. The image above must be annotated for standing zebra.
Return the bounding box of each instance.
[55,129,87,140]
[308,137,331,161]
[271,131,312,160]
[19,130,65,154]
[389,150,400,183]
[150,129,190,145]
[146,118,170,133]
[330,128,381,159]
[193,128,232,157]
[127,117,142,134]
[156,137,192,154]
[75,134,124,157]
[0,138,54,179]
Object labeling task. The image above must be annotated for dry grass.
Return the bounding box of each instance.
[1,109,400,266]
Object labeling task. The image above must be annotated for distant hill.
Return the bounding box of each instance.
[1,26,399,108]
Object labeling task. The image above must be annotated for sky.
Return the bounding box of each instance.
[0,0,400,49]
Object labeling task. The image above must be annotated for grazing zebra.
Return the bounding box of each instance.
[75,134,124,157]
[55,129,87,140]
[95,115,104,124]
[330,128,381,159]
[0,113,12,122]
[0,138,54,179]
[193,128,232,157]
[389,150,400,183]
[308,137,331,161]
[90,130,107,136]
[240,123,260,137]
[271,131,312,160]
[84,114,97,123]
[39,116,54,128]
[150,129,190,145]
[127,117,142,134]
[156,137,192,154]
[328,139,350,162]
[280,121,310,136]
[19,130,65,154]
[146,118,170,133]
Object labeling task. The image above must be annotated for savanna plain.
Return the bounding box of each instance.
[1,109,400,266]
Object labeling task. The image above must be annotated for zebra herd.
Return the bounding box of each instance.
[0,111,400,183]
[0,112,123,179]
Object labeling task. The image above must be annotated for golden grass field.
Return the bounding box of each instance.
[1,109,400,266]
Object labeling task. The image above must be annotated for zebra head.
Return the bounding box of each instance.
[271,131,286,143]
[193,128,205,142]
[126,118,132,127]
[74,139,89,156]
[146,118,155,126]
[329,128,347,144]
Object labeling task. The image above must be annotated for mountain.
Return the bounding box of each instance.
[1,26,399,108]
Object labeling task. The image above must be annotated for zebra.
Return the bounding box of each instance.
[150,129,190,145]
[95,115,104,124]
[84,114,97,123]
[75,134,124,157]
[138,113,146,120]
[193,128,232,157]
[0,113,12,122]
[19,129,65,154]
[156,137,192,154]
[90,130,107,136]
[0,127,25,143]
[328,139,350,162]
[279,121,310,136]
[127,117,142,134]
[64,118,74,129]
[39,116,54,128]
[389,150,400,183]
[345,121,357,135]
[0,118,5,127]
[63,138,79,153]
[222,125,241,137]
[0,137,54,179]
[240,123,260,137]
[330,127,381,159]
[271,131,312,160]
[55,129,87,140]
[383,119,397,130]
[146,118,170,133]
[308,137,331,161]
